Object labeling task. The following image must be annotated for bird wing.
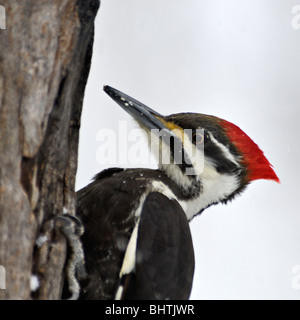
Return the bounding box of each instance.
[115,192,195,300]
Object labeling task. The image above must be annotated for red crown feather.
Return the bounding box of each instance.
[220,120,280,183]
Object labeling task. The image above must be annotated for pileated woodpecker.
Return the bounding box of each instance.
[74,86,279,300]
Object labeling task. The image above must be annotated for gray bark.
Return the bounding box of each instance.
[0,0,100,299]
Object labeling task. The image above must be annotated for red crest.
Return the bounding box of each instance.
[220,120,280,183]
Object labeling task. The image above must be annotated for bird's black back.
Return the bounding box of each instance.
[76,167,194,300]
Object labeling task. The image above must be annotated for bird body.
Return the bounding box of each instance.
[75,86,279,300]
[77,168,195,299]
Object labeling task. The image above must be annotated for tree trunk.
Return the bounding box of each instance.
[0,0,100,300]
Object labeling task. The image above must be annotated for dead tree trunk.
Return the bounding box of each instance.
[0,0,100,299]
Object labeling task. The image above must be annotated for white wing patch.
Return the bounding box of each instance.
[115,217,140,300]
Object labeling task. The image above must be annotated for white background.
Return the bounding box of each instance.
[77,0,300,300]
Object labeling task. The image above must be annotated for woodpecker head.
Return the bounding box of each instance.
[104,86,279,212]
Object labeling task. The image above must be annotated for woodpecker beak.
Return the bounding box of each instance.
[103,85,172,135]
[104,85,196,175]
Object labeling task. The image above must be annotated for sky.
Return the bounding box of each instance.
[76,0,300,300]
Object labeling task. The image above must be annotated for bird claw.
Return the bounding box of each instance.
[53,214,86,300]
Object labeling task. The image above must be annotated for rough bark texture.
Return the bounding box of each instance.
[0,0,100,300]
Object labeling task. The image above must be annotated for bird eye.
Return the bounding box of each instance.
[192,132,204,145]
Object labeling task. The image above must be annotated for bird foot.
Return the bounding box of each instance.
[53,214,86,300]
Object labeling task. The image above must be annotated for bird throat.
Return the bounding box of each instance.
[157,161,239,221]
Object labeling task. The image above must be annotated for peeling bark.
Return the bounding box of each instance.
[0,0,100,300]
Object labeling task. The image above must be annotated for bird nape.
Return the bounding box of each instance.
[66,85,279,300]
